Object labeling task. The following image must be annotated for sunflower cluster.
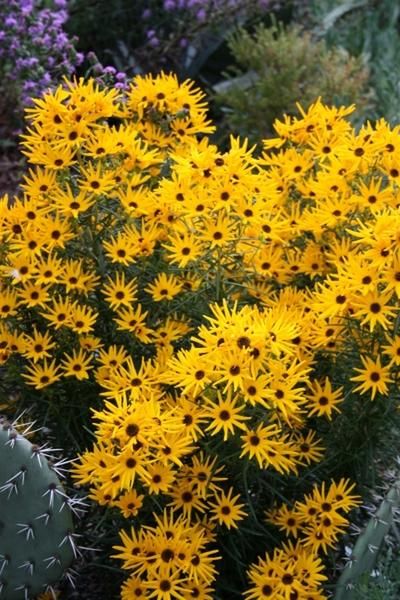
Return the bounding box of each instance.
[245,479,360,599]
[245,541,327,600]
[266,478,360,552]
[4,72,400,598]
[113,509,220,600]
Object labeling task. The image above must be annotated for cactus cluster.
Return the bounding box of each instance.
[0,416,83,600]
[334,481,400,599]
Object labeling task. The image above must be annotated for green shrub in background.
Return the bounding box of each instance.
[307,0,400,125]
[213,21,373,146]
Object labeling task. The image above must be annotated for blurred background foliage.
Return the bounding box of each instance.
[305,0,400,124]
[212,20,373,148]
[66,0,274,79]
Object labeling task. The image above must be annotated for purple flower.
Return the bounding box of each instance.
[0,0,84,126]
[22,80,36,91]
[92,63,104,75]
[196,8,207,21]
[86,51,98,64]
[27,56,39,67]
[5,16,18,27]
[148,36,160,47]
[20,0,34,14]
[56,32,68,46]
[40,72,52,85]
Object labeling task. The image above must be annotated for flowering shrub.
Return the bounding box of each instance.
[160,0,269,29]
[67,0,270,77]
[4,73,400,597]
[0,0,83,139]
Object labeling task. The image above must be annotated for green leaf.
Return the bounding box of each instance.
[321,1,369,33]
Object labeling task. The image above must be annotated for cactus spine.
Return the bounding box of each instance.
[0,417,78,599]
[334,481,400,600]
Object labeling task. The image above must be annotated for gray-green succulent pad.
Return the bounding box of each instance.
[0,416,80,599]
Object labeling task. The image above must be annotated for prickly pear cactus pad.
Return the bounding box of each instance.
[0,418,75,600]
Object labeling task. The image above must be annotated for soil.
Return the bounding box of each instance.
[0,145,25,198]
[61,562,123,600]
